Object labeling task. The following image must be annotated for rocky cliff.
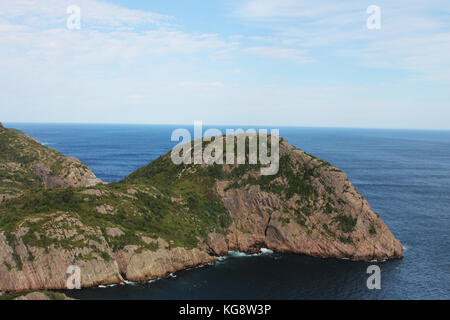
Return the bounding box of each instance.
[206,140,403,260]
[0,125,102,203]
[0,130,402,293]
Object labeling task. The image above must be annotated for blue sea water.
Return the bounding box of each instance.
[6,123,450,300]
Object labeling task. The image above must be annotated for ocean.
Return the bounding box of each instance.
[6,123,450,300]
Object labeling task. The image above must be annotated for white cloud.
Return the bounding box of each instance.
[243,46,313,63]
[233,0,450,81]
[178,81,225,89]
[0,25,236,68]
[0,0,169,27]
[127,94,144,100]
[1,0,449,128]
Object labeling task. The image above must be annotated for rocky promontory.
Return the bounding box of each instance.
[0,128,402,293]
[0,125,102,204]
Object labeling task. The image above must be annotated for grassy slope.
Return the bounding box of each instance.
[0,126,92,196]
[0,290,69,300]
[0,127,43,195]
[0,152,233,266]
[0,133,362,270]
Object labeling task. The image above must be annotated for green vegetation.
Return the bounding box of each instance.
[278,216,290,226]
[0,128,363,268]
[0,292,25,300]
[293,208,307,227]
[369,224,377,236]
[122,155,232,247]
[224,154,319,202]
[0,126,91,201]
[323,224,336,238]
[0,127,39,164]
[334,215,357,233]
[1,148,232,251]
[50,158,65,176]
[3,232,23,270]
[338,235,354,244]
[0,290,68,300]
[3,262,12,271]
[43,291,69,300]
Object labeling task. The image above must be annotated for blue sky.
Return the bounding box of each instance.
[0,0,449,129]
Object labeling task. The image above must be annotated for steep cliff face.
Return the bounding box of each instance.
[0,125,102,203]
[206,139,403,261]
[0,131,402,292]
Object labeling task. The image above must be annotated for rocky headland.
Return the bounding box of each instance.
[0,125,402,293]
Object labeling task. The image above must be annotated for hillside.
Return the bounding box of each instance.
[0,124,102,203]
[0,129,402,292]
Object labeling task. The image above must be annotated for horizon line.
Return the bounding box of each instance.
[2,121,450,132]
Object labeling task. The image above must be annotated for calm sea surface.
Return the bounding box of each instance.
[7,123,450,300]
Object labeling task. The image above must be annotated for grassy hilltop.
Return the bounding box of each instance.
[0,126,402,292]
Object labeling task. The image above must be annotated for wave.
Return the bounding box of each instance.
[339,256,387,263]
[368,259,387,263]
[227,248,274,258]
[228,251,249,258]
[98,283,117,288]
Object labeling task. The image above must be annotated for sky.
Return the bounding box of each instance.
[0,0,449,129]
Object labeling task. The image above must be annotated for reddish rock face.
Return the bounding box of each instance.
[0,132,402,293]
[203,139,403,261]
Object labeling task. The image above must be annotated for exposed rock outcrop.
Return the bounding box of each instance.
[0,125,102,203]
[30,158,102,189]
[3,291,74,300]
[0,130,403,293]
[0,214,123,292]
[115,244,216,282]
[14,292,51,300]
[204,140,403,261]
[0,218,216,291]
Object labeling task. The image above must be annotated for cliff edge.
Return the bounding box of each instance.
[0,125,102,203]
[0,131,402,292]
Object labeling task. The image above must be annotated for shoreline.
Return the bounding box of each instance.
[1,246,399,296]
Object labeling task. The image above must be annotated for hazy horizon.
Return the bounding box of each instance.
[4,121,450,132]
